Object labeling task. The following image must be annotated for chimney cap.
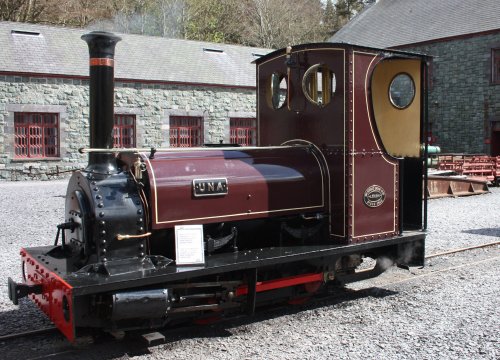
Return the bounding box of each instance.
[81,31,121,59]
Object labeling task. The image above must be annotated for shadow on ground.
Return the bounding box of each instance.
[462,227,500,238]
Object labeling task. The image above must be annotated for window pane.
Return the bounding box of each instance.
[389,73,415,109]
[113,114,136,148]
[268,73,287,110]
[493,49,500,83]
[14,112,59,158]
[230,118,256,146]
[169,116,202,147]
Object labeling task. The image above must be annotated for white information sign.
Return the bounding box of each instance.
[174,225,205,265]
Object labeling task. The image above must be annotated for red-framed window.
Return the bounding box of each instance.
[169,116,203,147]
[230,118,257,146]
[14,112,59,158]
[113,114,136,148]
[493,49,500,84]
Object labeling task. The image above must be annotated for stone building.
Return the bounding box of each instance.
[0,21,270,180]
[331,0,500,155]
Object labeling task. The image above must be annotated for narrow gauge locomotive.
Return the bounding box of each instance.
[8,32,429,342]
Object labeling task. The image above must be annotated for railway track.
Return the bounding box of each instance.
[0,327,58,342]
[1,240,499,348]
[424,240,499,259]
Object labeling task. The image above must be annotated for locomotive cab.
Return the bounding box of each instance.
[8,34,428,342]
[257,44,427,241]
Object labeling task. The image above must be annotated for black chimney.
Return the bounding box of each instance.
[81,31,121,173]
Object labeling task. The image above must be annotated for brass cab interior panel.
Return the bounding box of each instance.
[371,59,421,158]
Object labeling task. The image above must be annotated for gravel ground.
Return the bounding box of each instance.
[0,181,498,359]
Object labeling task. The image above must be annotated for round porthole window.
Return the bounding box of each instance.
[302,64,336,107]
[389,73,415,109]
[267,72,287,110]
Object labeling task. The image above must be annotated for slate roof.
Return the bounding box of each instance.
[330,0,500,49]
[0,21,272,87]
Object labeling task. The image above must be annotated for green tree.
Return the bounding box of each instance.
[50,0,113,27]
[0,0,113,26]
[1,0,355,50]
[238,0,325,48]
[0,0,50,22]
[323,0,337,38]
[335,0,364,29]
[183,0,242,43]
[152,0,187,38]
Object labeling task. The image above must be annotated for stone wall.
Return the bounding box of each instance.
[0,76,256,180]
[405,32,500,153]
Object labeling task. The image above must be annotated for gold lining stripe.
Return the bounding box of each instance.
[142,154,159,224]
[342,48,345,238]
[349,52,364,237]
[282,139,330,233]
[151,205,326,225]
[361,52,383,152]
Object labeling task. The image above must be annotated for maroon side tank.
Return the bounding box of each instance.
[142,145,327,229]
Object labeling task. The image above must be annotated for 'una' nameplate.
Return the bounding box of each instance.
[193,178,228,197]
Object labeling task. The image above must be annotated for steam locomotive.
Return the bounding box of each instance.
[8,32,428,342]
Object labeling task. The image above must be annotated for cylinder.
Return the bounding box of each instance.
[111,289,171,321]
[81,31,121,173]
